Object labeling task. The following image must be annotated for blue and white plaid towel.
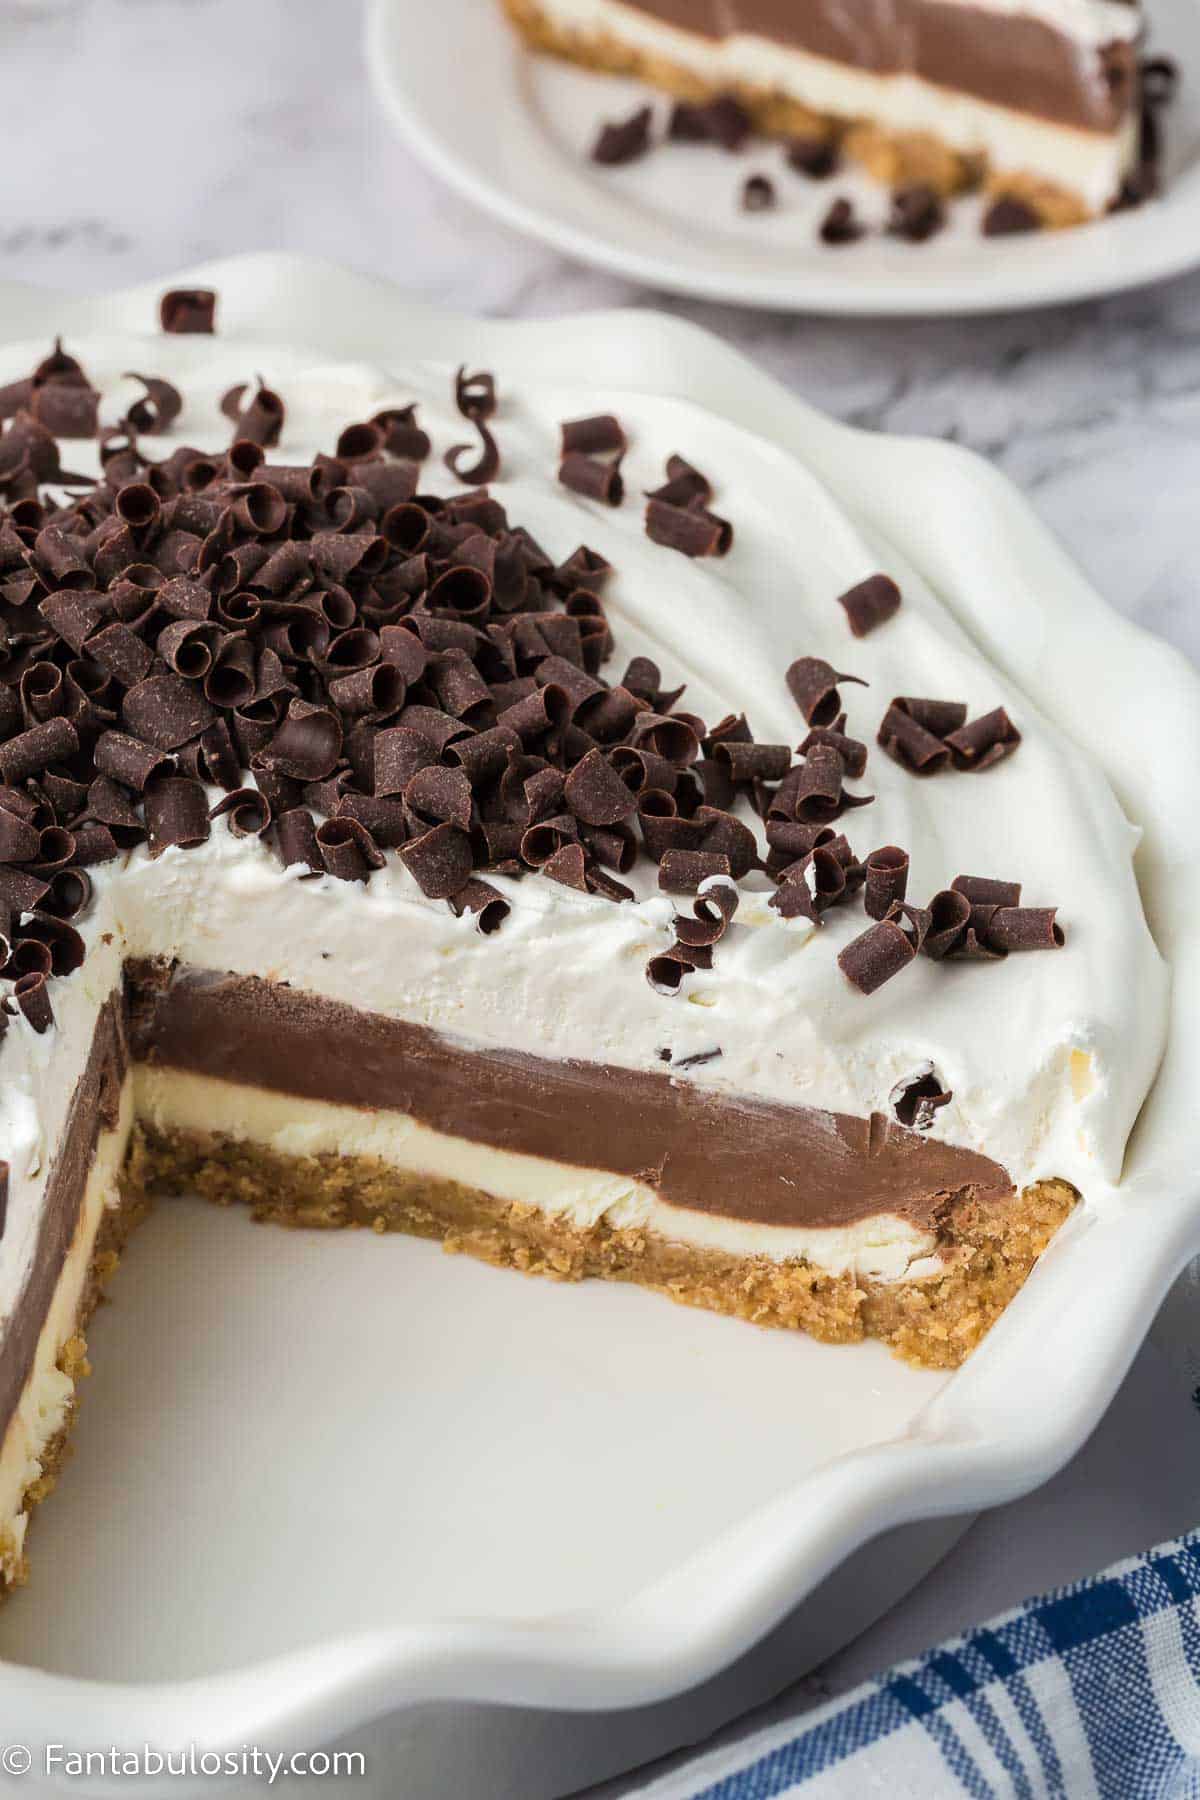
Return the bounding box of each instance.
[633,1531,1200,1798]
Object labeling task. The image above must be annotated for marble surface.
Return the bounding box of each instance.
[2,0,1199,1793]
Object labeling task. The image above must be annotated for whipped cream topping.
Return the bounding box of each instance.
[0,330,1168,1320]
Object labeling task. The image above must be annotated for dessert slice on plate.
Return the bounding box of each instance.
[0,293,1167,1592]
[503,0,1144,220]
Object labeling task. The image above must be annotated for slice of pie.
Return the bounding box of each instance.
[502,0,1144,220]
[0,297,1167,1590]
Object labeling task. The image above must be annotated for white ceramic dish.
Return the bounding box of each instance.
[0,255,1196,1800]
[367,0,1200,316]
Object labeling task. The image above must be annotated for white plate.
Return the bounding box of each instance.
[367,0,1200,316]
[0,256,1197,1799]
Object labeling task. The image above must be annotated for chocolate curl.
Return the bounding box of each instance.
[921,888,972,960]
[838,913,919,995]
[542,842,590,893]
[836,574,901,637]
[645,498,732,558]
[559,452,624,507]
[521,813,579,868]
[951,874,1022,908]
[864,846,909,920]
[791,744,847,823]
[122,373,183,434]
[316,815,385,883]
[0,808,41,862]
[405,765,473,832]
[646,455,712,509]
[877,702,951,776]
[373,726,439,796]
[0,868,51,913]
[786,657,865,728]
[445,366,500,483]
[0,717,79,784]
[159,288,216,333]
[563,748,637,826]
[209,787,271,838]
[658,848,731,893]
[261,699,342,781]
[275,807,322,876]
[946,707,1022,771]
[15,970,54,1034]
[896,697,968,739]
[695,806,758,878]
[371,404,432,462]
[221,380,285,449]
[327,662,405,718]
[455,368,497,422]
[986,907,1065,952]
[144,775,211,855]
[592,105,653,165]
[799,721,868,780]
[714,741,791,784]
[448,877,510,935]
[560,415,626,457]
[29,379,99,438]
[675,876,740,948]
[44,865,96,915]
[646,943,706,996]
[399,821,474,899]
[891,1067,952,1131]
[742,174,776,212]
[554,544,612,592]
[230,481,289,536]
[15,912,86,977]
[121,671,217,751]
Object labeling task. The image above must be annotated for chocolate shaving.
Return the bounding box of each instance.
[143,774,211,855]
[560,415,626,457]
[891,1066,952,1131]
[646,456,711,509]
[786,657,866,728]
[15,970,54,1033]
[837,573,901,637]
[741,175,776,213]
[819,198,865,246]
[888,184,945,243]
[986,907,1064,952]
[645,498,732,558]
[123,372,184,434]
[275,807,322,876]
[316,815,385,883]
[221,380,286,449]
[838,912,919,994]
[877,702,951,775]
[945,707,1022,771]
[399,821,474,899]
[658,848,732,893]
[592,105,654,165]
[951,874,1022,909]
[159,289,216,334]
[559,451,624,506]
[864,845,910,920]
[563,747,637,826]
[448,877,510,934]
[210,787,271,838]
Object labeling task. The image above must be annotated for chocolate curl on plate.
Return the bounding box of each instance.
[159,288,216,334]
[986,907,1065,952]
[877,700,952,775]
[645,497,732,558]
[209,787,271,838]
[448,877,510,935]
[15,970,54,1034]
[144,774,212,855]
[560,415,626,457]
[220,379,285,448]
[891,1067,952,1131]
[122,373,183,434]
[559,452,624,506]
[836,573,901,637]
[864,845,909,920]
[275,807,322,876]
[658,848,731,893]
[399,821,474,898]
[838,901,927,995]
[946,707,1022,771]
[786,657,866,728]
[592,105,654,165]
[646,455,712,509]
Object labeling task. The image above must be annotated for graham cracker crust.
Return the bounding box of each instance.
[502,0,1095,223]
[127,1125,1076,1371]
[0,1181,151,1596]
